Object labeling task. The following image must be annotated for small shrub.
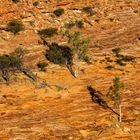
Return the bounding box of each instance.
[46,43,72,65]
[115,59,126,66]
[76,20,84,28]
[12,47,28,59]
[82,6,95,16]
[115,54,135,66]
[33,1,39,6]
[0,54,22,81]
[38,27,58,37]
[65,20,84,29]
[133,9,138,13]
[10,47,27,70]
[37,61,48,71]
[112,48,121,56]
[95,18,100,23]
[112,48,136,65]
[7,20,24,34]
[106,65,114,70]
[109,17,114,22]
[121,55,136,62]
[0,48,38,82]
[53,8,64,17]
[105,57,113,62]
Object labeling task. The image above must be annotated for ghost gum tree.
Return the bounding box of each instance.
[38,27,90,78]
[107,76,124,123]
[61,29,90,77]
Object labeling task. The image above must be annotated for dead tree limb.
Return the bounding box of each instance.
[21,68,37,82]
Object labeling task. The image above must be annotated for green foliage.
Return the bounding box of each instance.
[53,8,64,17]
[7,20,24,34]
[115,55,136,66]
[0,55,11,71]
[12,47,28,60]
[107,77,124,103]
[0,48,25,72]
[62,30,90,61]
[112,48,121,56]
[37,61,48,71]
[76,20,84,28]
[82,6,95,16]
[0,47,27,81]
[115,54,136,66]
[120,55,136,62]
[46,43,72,65]
[65,20,84,29]
[115,58,126,66]
[112,48,136,66]
[0,55,20,81]
[107,76,125,122]
[38,27,58,37]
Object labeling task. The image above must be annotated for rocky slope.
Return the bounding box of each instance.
[0,0,140,139]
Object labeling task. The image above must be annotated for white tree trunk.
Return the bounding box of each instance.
[73,64,79,77]
[119,104,122,123]
[72,52,79,78]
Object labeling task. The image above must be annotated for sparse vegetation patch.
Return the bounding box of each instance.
[53,8,64,17]
[112,48,136,66]
[37,61,48,72]
[7,19,24,34]
[82,6,95,16]
[112,48,121,57]
[38,27,58,37]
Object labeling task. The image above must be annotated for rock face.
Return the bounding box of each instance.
[0,0,140,139]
